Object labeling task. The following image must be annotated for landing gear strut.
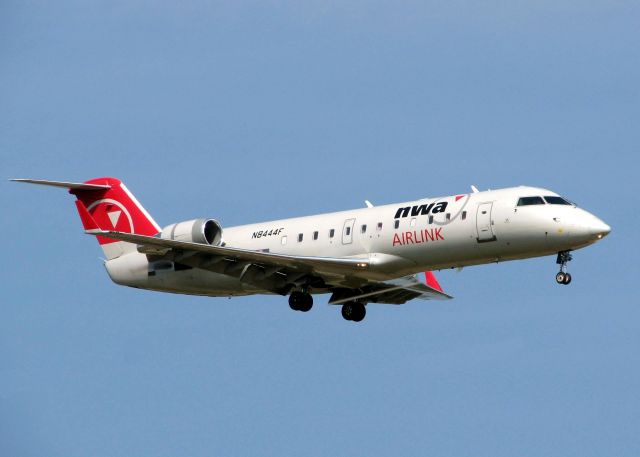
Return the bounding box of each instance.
[341,301,366,322]
[555,251,573,285]
[289,290,313,312]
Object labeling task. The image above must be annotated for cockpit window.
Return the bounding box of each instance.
[517,196,545,206]
[543,196,572,205]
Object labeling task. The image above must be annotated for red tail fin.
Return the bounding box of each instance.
[71,177,160,245]
[12,177,160,260]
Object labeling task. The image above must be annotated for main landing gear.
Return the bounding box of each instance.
[289,290,313,312]
[289,291,367,322]
[555,251,573,285]
[341,302,366,322]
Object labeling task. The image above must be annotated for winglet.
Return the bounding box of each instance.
[74,200,99,231]
[424,271,444,293]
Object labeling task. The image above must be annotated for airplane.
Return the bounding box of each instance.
[12,177,610,322]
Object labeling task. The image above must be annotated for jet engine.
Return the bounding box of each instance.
[160,219,223,245]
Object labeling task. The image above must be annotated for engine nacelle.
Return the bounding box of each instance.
[160,219,223,245]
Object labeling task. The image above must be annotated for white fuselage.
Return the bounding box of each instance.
[105,186,610,296]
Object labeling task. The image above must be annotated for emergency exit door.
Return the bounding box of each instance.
[342,218,355,244]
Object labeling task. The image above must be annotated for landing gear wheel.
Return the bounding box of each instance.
[298,294,313,312]
[555,251,573,286]
[341,302,366,322]
[289,291,313,312]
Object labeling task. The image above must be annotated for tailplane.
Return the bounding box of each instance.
[12,177,160,260]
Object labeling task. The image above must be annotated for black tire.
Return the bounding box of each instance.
[289,291,303,311]
[298,293,313,312]
[563,273,572,285]
[351,303,366,322]
[555,272,566,284]
[342,302,366,322]
[341,303,354,320]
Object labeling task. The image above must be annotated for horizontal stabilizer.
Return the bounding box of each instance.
[11,178,111,191]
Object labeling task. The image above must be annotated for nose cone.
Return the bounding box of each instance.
[590,219,611,239]
[574,211,611,242]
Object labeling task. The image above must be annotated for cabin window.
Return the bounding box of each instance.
[361,224,367,233]
[543,196,572,205]
[313,231,318,240]
[345,226,351,236]
[428,215,434,224]
[517,196,545,206]
[281,236,287,245]
[298,233,303,242]
[377,222,383,231]
[394,220,399,229]
[329,228,335,238]
[410,218,416,227]
[462,211,467,220]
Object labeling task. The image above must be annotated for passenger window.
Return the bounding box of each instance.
[361,224,367,233]
[394,220,399,229]
[281,236,287,245]
[329,229,335,238]
[298,233,303,242]
[377,222,383,231]
[462,211,467,220]
[543,196,572,205]
[410,218,416,227]
[313,231,318,240]
[446,213,451,221]
[517,196,545,206]
[428,215,434,224]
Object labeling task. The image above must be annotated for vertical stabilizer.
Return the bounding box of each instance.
[71,177,160,259]
[12,177,160,260]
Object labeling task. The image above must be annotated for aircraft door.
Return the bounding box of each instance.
[342,218,355,244]
[476,202,496,242]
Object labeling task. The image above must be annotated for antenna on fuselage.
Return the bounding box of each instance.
[364,200,374,208]
[470,185,479,193]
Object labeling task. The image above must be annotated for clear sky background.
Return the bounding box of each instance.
[1,1,638,456]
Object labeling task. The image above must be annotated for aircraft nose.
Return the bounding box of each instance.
[579,212,611,240]
[591,219,611,239]
[567,210,611,244]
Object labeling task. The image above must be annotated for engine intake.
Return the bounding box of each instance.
[160,219,223,245]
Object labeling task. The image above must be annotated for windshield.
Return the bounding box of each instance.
[517,196,545,206]
[543,196,572,205]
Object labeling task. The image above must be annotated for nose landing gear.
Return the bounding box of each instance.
[555,251,573,285]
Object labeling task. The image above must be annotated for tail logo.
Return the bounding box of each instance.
[107,210,122,227]
[87,198,134,233]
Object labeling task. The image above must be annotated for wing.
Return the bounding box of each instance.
[90,227,370,273]
[327,273,452,304]
[78,201,451,303]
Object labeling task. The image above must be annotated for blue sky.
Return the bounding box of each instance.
[1,1,639,456]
